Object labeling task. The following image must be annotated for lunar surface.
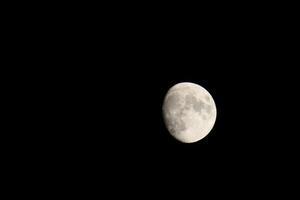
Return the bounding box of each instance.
[163,82,217,143]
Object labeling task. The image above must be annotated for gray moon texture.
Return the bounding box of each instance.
[162,82,217,143]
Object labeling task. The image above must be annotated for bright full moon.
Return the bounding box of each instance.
[162,82,217,143]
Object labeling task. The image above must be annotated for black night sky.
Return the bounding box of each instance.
[12,4,299,197]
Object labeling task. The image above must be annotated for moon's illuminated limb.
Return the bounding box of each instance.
[162,82,217,143]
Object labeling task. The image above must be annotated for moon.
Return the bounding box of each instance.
[162,82,217,143]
